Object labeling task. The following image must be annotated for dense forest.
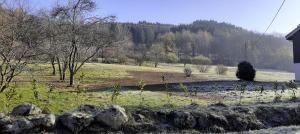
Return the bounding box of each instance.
[115,21,293,71]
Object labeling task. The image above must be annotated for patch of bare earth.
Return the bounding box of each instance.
[86,71,205,90]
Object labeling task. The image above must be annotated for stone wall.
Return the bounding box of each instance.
[1,103,300,134]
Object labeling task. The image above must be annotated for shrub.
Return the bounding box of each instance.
[180,56,192,66]
[31,79,40,100]
[184,66,192,77]
[179,83,189,97]
[118,56,128,64]
[111,83,121,104]
[192,55,212,65]
[165,53,179,63]
[135,57,145,66]
[197,65,210,73]
[236,61,256,81]
[285,80,298,100]
[138,80,145,105]
[104,58,118,64]
[90,57,99,62]
[215,65,228,75]
[273,81,282,102]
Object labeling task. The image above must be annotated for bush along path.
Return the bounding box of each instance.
[2,103,300,133]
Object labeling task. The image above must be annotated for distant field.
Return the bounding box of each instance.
[17,63,294,87]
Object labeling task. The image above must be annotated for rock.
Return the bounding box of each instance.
[195,112,209,130]
[123,123,157,133]
[225,113,249,131]
[133,113,145,122]
[0,114,10,125]
[255,106,295,127]
[27,114,56,128]
[231,106,251,114]
[245,114,265,130]
[208,125,225,133]
[208,113,229,128]
[155,123,174,131]
[184,102,200,109]
[1,113,55,133]
[0,113,5,118]
[59,112,93,133]
[95,105,128,130]
[135,108,155,119]
[4,118,34,134]
[155,109,172,122]
[0,115,11,133]
[11,104,42,116]
[172,111,196,129]
[73,105,100,114]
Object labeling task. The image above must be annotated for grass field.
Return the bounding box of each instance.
[0,63,295,114]
[0,84,208,114]
[18,63,293,83]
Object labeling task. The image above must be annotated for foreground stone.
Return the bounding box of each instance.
[171,111,196,128]
[95,105,128,130]
[59,112,93,133]
[0,114,55,134]
[4,118,34,134]
[27,114,56,128]
[11,104,42,116]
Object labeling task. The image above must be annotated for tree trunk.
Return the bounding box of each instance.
[68,42,77,86]
[101,48,104,63]
[69,72,74,86]
[57,57,68,81]
[155,62,158,68]
[192,44,196,57]
[56,57,63,81]
[62,60,67,81]
[50,57,56,76]
[0,85,7,93]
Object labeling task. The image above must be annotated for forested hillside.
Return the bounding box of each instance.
[0,4,293,73]
[117,20,292,71]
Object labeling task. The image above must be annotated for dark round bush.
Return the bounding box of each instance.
[236,61,256,81]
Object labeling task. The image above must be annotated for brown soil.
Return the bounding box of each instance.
[13,71,205,91]
[86,71,205,90]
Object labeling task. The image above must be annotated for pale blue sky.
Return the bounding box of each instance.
[26,0,300,34]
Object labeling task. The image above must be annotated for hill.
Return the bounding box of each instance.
[119,20,293,71]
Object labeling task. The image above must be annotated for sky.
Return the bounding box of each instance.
[25,0,300,34]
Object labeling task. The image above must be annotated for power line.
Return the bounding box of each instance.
[255,0,286,44]
[245,0,286,61]
[264,0,286,35]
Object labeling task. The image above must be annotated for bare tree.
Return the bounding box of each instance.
[52,0,115,86]
[0,4,43,92]
[149,43,164,67]
[39,11,69,81]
